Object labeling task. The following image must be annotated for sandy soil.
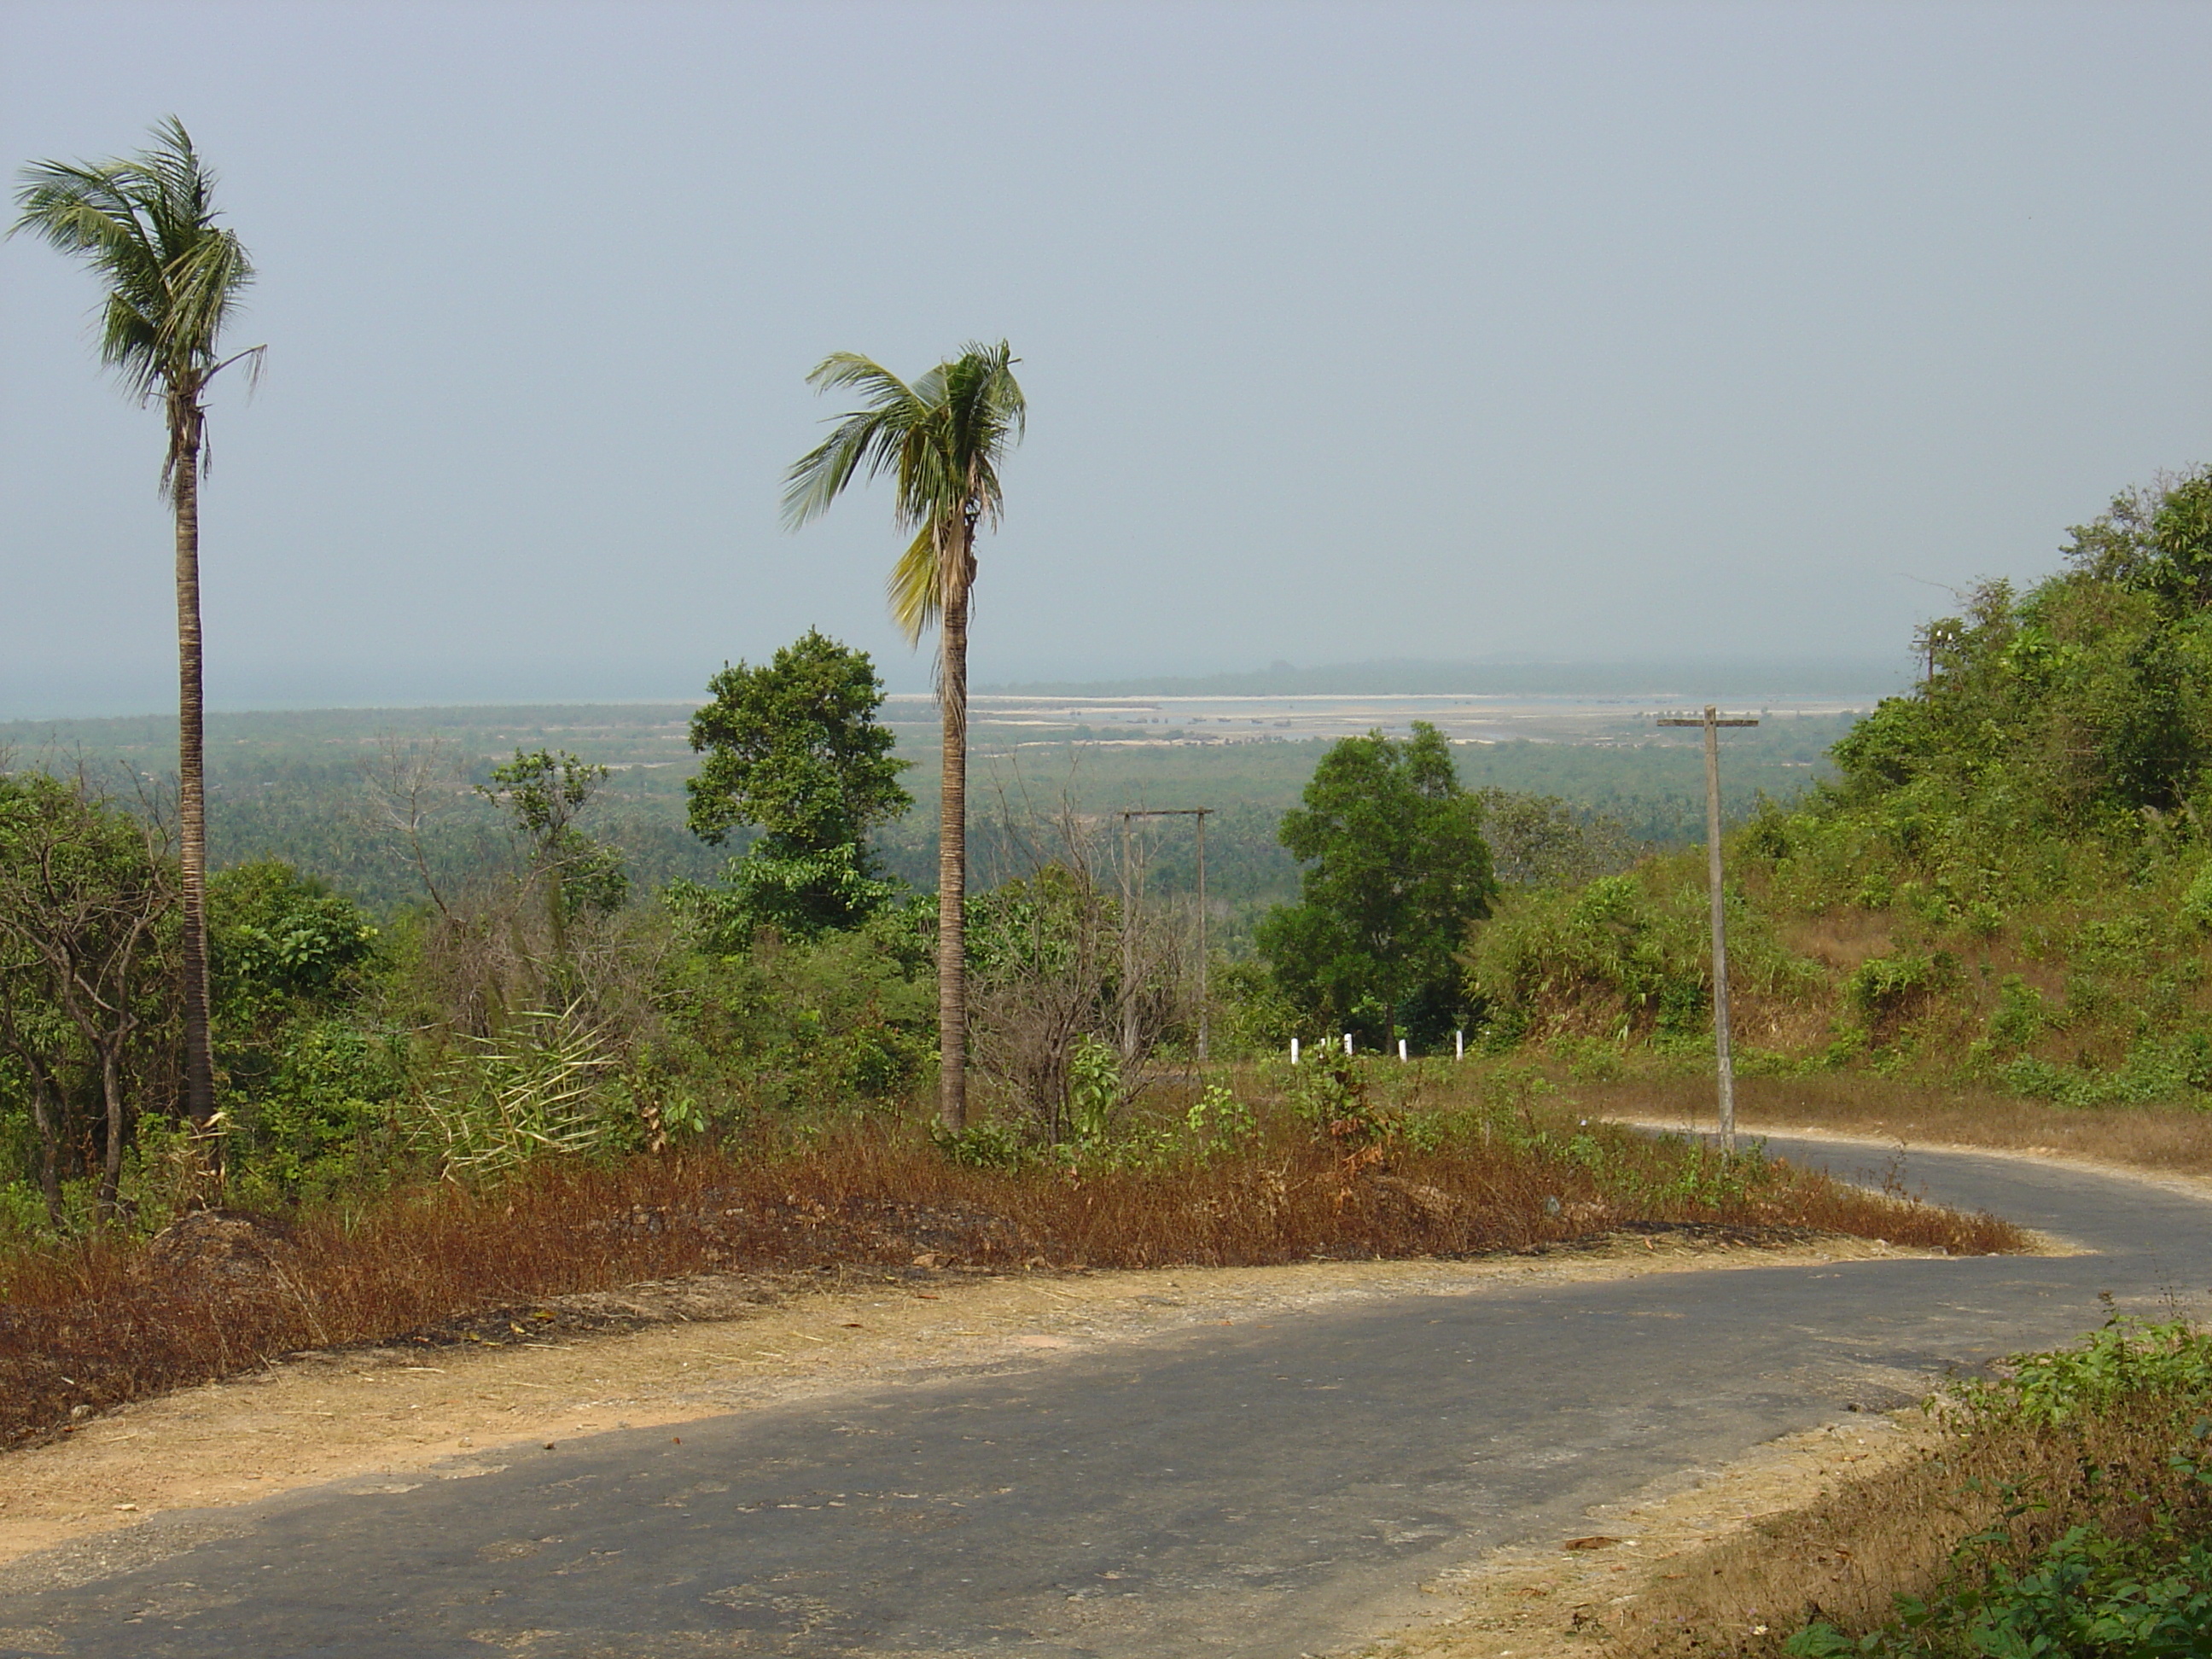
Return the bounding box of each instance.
[0,1232,1929,1575]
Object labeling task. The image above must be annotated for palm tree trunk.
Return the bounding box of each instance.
[173,410,217,1136]
[937,566,970,1133]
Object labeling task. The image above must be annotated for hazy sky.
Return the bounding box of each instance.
[3,0,2208,715]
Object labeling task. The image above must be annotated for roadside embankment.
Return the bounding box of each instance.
[0,1113,2025,1452]
[0,1229,1930,1576]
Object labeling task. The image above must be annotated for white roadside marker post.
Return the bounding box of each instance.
[1655,704,1760,1154]
[1343,1033,1353,1057]
[1398,1039,1407,1062]
[1455,1028,1464,1061]
[1290,1037,1301,1066]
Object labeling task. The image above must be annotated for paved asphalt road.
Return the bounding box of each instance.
[3,1136,2209,1659]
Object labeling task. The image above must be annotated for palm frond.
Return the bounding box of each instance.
[804,350,917,404]
[157,226,253,373]
[888,522,944,645]
[783,353,924,527]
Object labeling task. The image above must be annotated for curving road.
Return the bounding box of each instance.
[1,1137,2207,1658]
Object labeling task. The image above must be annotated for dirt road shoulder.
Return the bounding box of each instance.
[1344,1406,1935,1659]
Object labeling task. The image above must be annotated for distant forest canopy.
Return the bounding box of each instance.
[0,701,1852,923]
[982,656,1911,701]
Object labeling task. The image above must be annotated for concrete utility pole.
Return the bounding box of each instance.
[1121,812,1136,1059]
[1655,705,1759,1152]
[1117,807,1214,1063]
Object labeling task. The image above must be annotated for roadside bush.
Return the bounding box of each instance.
[1996,1033,2212,1109]
[0,769,177,1228]
[2179,860,2212,931]
[1985,974,2048,1050]
[1183,1083,1258,1154]
[207,862,394,1202]
[664,845,899,950]
[209,860,377,1027]
[655,900,935,1120]
[1464,872,1699,1043]
[1843,950,1954,1041]
[1284,1050,1393,1149]
[224,1018,410,1206]
[1621,1318,2212,1659]
[1465,861,1816,1045]
[1213,955,1302,1058]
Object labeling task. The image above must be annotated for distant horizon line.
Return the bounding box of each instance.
[0,652,1914,725]
[977,653,1912,701]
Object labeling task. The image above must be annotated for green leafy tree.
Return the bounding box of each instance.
[783,342,1027,1131]
[208,860,376,1033]
[669,847,900,950]
[1829,467,2212,829]
[684,629,911,934]
[2060,465,2212,615]
[476,749,629,962]
[205,861,392,1205]
[0,771,176,1227]
[1256,722,1497,1048]
[12,118,261,1137]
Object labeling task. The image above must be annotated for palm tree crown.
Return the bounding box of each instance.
[12,116,258,477]
[784,342,1026,662]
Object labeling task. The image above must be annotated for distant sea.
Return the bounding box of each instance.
[981,655,1909,701]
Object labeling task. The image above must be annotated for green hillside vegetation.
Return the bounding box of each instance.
[1467,467,2212,1108]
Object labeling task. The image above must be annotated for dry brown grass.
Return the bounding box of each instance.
[1611,1369,2212,1656]
[0,1112,2024,1452]
[1571,1071,2212,1179]
[1777,910,1896,974]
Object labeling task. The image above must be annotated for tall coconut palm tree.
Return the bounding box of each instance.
[12,118,259,1137]
[784,342,1025,1132]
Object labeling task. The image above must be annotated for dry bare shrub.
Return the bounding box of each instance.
[969,796,1195,1141]
[360,733,669,1053]
[1778,909,1899,975]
